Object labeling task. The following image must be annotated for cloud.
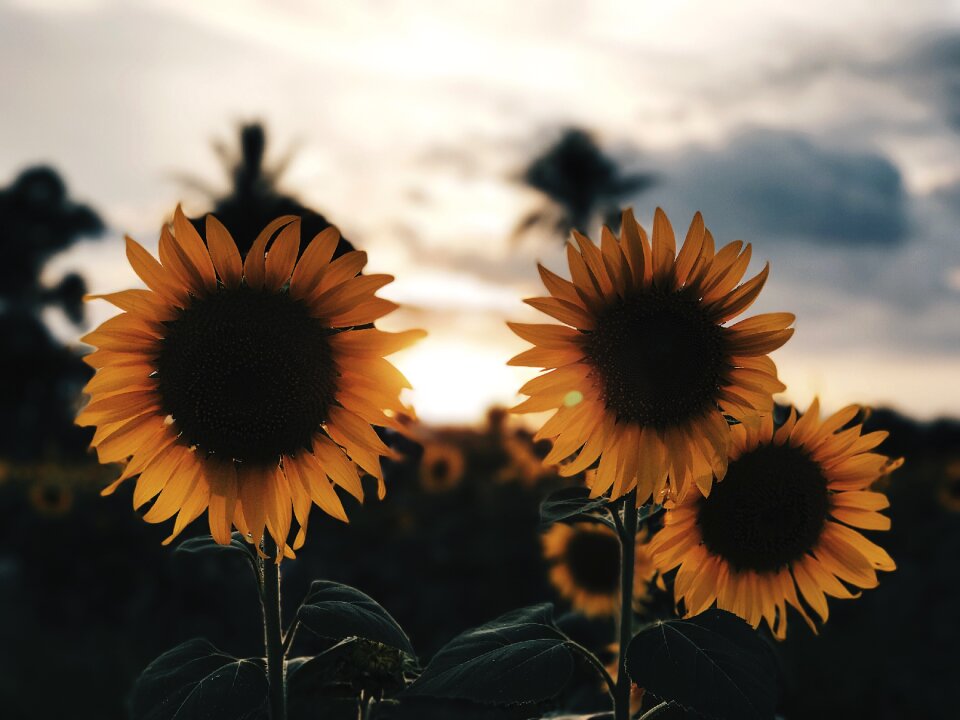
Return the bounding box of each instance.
[906,32,960,131]
[648,128,908,247]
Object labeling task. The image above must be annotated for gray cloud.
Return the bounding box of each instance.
[906,32,960,131]
[648,128,908,247]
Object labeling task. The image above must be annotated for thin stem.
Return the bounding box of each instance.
[261,536,287,720]
[611,499,626,537]
[638,701,670,719]
[563,639,617,707]
[360,691,375,720]
[281,618,300,657]
[615,488,638,720]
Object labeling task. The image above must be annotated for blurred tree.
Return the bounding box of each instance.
[514,127,656,242]
[184,122,355,257]
[0,166,103,461]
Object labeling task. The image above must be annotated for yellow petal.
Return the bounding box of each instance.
[264,219,301,291]
[205,215,243,288]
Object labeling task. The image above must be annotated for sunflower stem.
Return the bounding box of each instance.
[638,701,670,719]
[261,537,287,720]
[562,639,617,707]
[615,488,638,720]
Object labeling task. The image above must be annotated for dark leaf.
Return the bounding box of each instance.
[131,638,267,720]
[287,644,388,720]
[625,610,777,720]
[540,487,610,528]
[638,702,693,719]
[175,531,254,559]
[637,503,664,525]
[288,637,408,705]
[405,604,574,706]
[297,581,415,658]
[379,697,544,720]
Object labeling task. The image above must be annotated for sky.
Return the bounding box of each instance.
[2,0,959,423]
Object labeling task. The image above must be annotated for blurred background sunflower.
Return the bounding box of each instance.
[542,521,658,617]
[418,441,465,493]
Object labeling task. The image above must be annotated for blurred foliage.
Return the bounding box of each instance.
[0,167,101,463]
[183,123,355,260]
[515,128,656,241]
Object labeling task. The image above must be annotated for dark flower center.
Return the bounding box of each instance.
[946,475,960,500]
[430,458,451,481]
[697,443,830,573]
[584,290,729,428]
[564,528,621,594]
[155,285,336,465]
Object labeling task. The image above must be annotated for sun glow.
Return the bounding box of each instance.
[391,332,530,425]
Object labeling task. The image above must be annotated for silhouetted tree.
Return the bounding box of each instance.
[185,123,355,257]
[514,127,656,241]
[0,167,103,460]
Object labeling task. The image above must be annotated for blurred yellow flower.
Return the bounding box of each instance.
[938,459,960,513]
[78,207,424,558]
[509,208,792,502]
[419,441,465,493]
[29,479,74,517]
[542,521,657,617]
[650,399,902,639]
[498,432,556,486]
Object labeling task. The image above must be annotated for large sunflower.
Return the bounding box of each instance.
[509,208,792,502]
[78,207,424,558]
[649,399,902,639]
[542,522,657,617]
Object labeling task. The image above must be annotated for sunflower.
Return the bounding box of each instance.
[509,208,792,502]
[419,441,465,493]
[29,479,74,517]
[498,431,557,486]
[649,399,903,639]
[77,206,424,558]
[542,521,657,617]
[938,459,960,513]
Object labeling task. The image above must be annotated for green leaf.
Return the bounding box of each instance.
[638,702,691,719]
[287,640,405,720]
[539,487,610,527]
[625,610,777,720]
[296,581,415,658]
[288,637,408,701]
[175,531,254,559]
[405,604,575,706]
[380,697,545,720]
[637,503,664,525]
[131,638,267,720]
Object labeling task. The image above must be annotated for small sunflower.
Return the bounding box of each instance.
[938,459,960,513]
[78,207,424,558]
[419,441,465,493]
[499,432,557,486]
[509,208,792,502]
[542,522,657,617]
[650,399,902,639]
[29,479,74,517]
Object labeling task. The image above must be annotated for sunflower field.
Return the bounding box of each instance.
[2,4,960,720]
